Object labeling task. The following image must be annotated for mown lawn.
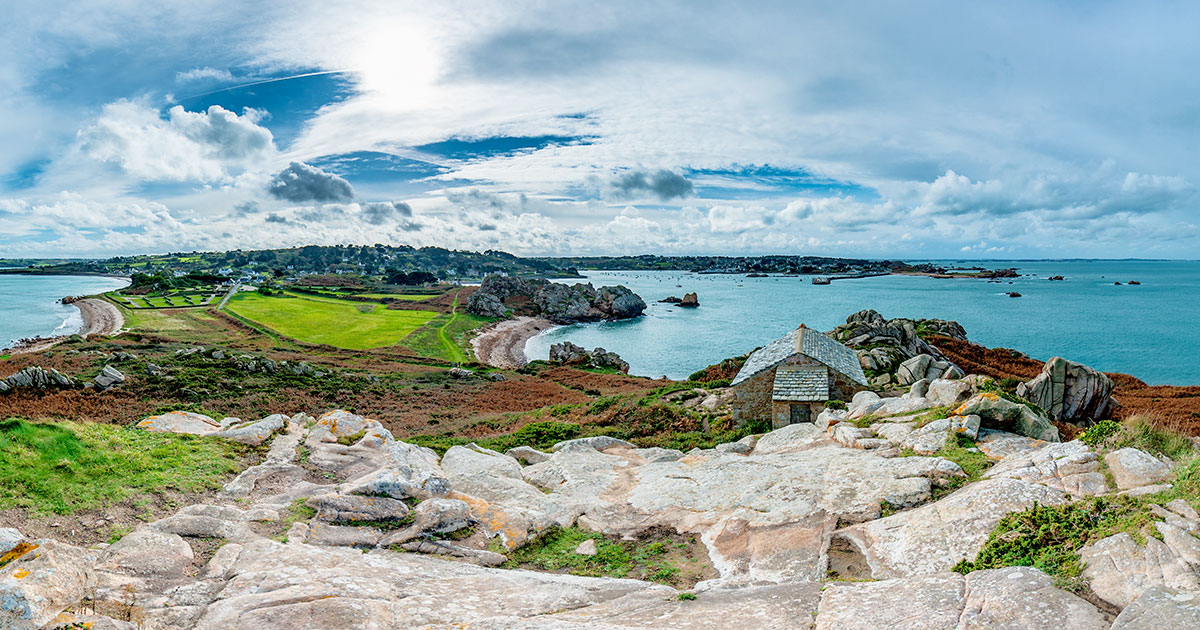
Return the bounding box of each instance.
[0,418,247,514]
[227,292,437,349]
[355,293,433,301]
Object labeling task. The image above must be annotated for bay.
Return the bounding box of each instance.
[0,274,130,350]
[526,261,1199,385]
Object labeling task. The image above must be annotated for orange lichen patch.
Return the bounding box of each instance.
[0,542,39,570]
[954,392,998,416]
[12,568,30,579]
[450,492,527,550]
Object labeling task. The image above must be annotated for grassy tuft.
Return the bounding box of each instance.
[503,526,708,586]
[0,418,247,515]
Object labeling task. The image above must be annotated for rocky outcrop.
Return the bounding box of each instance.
[467,275,646,323]
[954,392,1060,442]
[1017,356,1118,425]
[1081,499,1200,609]
[897,353,965,385]
[984,440,1108,496]
[829,478,1069,579]
[548,342,631,373]
[830,310,964,386]
[677,292,699,308]
[93,365,125,389]
[137,411,289,446]
[1104,448,1174,490]
[13,396,1190,628]
[0,366,75,393]
[815,568,1109,630]
[0,540,96,630]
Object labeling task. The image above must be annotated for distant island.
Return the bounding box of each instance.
[0,245,1020,284]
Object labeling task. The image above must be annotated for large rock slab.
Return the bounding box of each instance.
[958,566,1109,629]
[829,478,1069,579]
[1080,519,1200,609]
[815,572,966,630]
[985,440,1108,496]
[549,581,823,629]
[954,393,1059,442]
[99,529,194,578]
[1111,586,1200,629]
[1017,356,1117,424]
[137,410,222,435]
[1105,448,1173,490]
[217,414,288,446]
[191,540,667,629]
[814,568,1107,630]
[0,540,96,630]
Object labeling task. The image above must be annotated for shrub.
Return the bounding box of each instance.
[1080,420,1120,447]
[953,496,1158,590]
[825,400,847,411]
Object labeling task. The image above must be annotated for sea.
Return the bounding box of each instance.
[526,261,1200,386]
[0,274,130,350]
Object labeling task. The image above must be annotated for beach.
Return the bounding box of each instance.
[471,316,555,368]
[5,298,124,355]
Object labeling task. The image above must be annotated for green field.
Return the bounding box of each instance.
[227,292,437,349]
[355,293,432,301]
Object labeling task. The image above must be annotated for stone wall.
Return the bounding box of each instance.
[733,355,836,427]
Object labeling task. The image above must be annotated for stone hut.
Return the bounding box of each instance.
[730,324,869,429]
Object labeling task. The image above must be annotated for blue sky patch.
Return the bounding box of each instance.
[414,135,594,160]
[687,165,877,201]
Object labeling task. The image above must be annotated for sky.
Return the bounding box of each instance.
[2,1,1198,259]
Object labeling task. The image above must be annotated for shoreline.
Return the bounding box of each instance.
[471,317,556,368]
[3,298,125,356]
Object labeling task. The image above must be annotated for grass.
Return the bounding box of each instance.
[0,418,247,515]
[400,291,493,361]
[503,526,706,586]
[226,291,437,349]
[355,293,431,301]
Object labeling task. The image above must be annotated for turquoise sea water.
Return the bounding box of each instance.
[526,261,1200,386]
[0,274,130,349]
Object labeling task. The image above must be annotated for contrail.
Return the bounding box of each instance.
[178,70,355,100]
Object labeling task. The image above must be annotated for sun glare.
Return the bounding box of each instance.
[351,25,440,104]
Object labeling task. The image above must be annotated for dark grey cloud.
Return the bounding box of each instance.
[264,212,288,223]
[611,169,694,201]
[267,162,354,203]
[234,200,259,216]
[360,200,413,225]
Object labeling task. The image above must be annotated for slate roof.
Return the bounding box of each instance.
[730,326,868,387]
[772,366,829,402]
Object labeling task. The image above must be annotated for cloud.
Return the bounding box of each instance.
[267,161,354,202]
[78,102,274,182]
[360,200,413,225]
[264,212,288,223]
[176,67,234,83]
[233,200,260,215]
[611,169,694,201]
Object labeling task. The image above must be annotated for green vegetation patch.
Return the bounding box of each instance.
[503,526,711,586]
[226,292,437,349]
[0,418,247,514]
[953,496,1159,590]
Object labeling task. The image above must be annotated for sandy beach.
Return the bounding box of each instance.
[5,298,124,355]
[471,316,555,368]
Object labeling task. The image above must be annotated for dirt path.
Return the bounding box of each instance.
[471,317,555,368]
[437,291,469,363]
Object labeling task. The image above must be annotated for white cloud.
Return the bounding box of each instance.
[175,66,234,83]
[78,101,275,182]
